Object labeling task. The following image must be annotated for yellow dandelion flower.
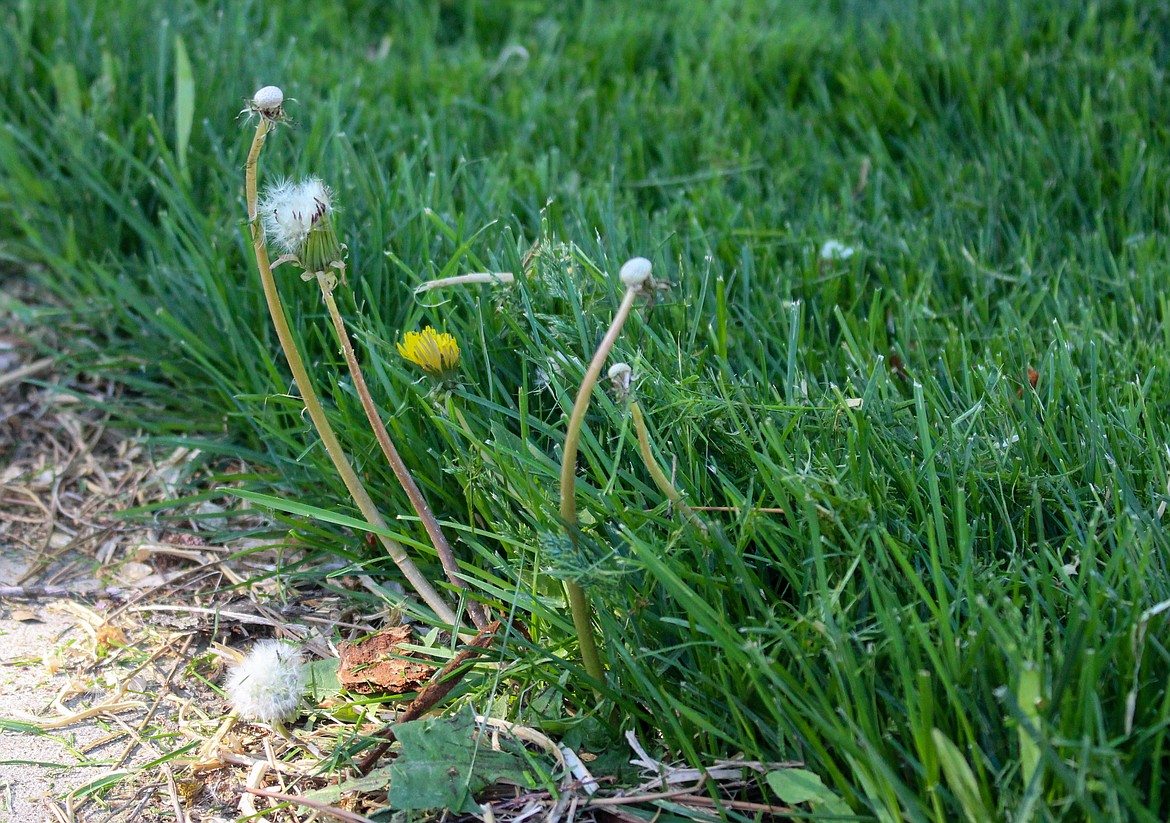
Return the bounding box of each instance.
[397,326,461,376]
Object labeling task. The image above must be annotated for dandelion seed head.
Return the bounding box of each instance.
[258,178,334,257]
[252,85,283,112]
[224,640,305,724]
[619,257,653,289]
[397,327,461,377]
[819,240,855,261]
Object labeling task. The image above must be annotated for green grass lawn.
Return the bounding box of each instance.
[3,0,1170,818]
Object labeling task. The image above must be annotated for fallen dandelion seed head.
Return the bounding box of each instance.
[224,640,306,724]
[819,239,855,261]
[608,362,633,397]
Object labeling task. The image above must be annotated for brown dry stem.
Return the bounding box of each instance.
[315,272,488,629]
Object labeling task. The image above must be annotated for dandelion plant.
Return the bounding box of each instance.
[558,256,653,682]
[242,86,458,627]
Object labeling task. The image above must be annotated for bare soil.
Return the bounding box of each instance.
[0,288,324,821]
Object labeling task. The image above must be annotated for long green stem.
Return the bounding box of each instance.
[630,400,708,534]
[316,273,488,629]
[558,286,640,682]
[245,119,457,627]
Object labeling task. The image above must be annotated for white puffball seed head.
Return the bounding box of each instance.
[619,257,653,289]
[224,640,306,724]
[258,178,334,256]
[252,85,284,111]
[819,239,855,261]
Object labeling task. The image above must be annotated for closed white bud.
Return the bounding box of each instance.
[246,86,287,121]
[619,257,652,289]
[608,362,633,396]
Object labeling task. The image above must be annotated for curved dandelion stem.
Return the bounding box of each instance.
[316,273,488,629]
[244,117,458,627]
[558,285,640,684]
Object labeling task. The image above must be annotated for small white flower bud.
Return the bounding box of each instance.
[246,86,287,122]
[608,362,633,397]
[619,257,652,289]
[225,640,306,724]
[252,85,283,110]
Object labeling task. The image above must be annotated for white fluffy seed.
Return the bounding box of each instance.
[258,178,333,255]
[224,640,306,724]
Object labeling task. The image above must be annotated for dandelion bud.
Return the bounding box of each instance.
[224,640,306,724]
[607,362,632,398]
[249,85,285,120]
[258,178,344,274]
[619,257,652,290]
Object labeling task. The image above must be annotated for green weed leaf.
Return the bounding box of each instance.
[305,657,341,701]
[389,706,535,813]
[931,729,990,823]
[766,768,852,816]
[172,35,194,180]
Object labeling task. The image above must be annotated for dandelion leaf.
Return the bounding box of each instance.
[173,35,194,178]
[389,706,534,813]
[766,768,852,816]
[931,729,992,823]
[304,765,396,804]
[304,657,341,701]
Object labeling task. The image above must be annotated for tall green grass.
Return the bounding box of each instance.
[3,0,1170,818]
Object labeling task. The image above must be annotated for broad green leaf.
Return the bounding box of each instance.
[50,62,81,115]
[766,768,852,816]
[304,657,341,700]
[173,35,194,179]
[931,729,990,823]
[389,706,535,813]
[1017,662,1042,789]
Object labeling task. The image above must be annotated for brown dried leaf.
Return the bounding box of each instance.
[337,625,437,696]
[95,624,127,649]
